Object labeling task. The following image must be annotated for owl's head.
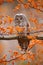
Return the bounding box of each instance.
[14,13,28,26]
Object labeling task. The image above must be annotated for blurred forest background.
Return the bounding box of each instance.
[0,0,43,65]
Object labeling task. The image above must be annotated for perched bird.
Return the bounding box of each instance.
[14,13,30,52]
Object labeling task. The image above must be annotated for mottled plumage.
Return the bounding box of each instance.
[14,14,30,52]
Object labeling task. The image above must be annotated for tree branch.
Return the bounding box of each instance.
[18,0,43,12]
[29,30,43,34]
[0,30,43,40]
[0,36,18,40]
[0,54,25,63]
[28,1,43,12]
[36,36,43,40]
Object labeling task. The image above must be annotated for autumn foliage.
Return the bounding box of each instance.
[0,0,43,65]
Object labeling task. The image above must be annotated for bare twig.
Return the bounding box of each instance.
[28,42,36,51]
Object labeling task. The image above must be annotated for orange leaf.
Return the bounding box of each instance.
[2,54,7,59]
[27,62,30,65]
[0,0,4,5]
[15,26,25,32]
[13,51,18,56]
[24,3,29,9]
[17,0,24,3]
[0,27,6,33]
[7,26,14,34]
[6,0,14,3]
[0,20,2,25]
[13,4,21,12]
[28,0,32,3]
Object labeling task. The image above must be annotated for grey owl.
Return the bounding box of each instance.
[14,14,30,52]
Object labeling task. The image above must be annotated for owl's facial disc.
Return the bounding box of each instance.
[15,15,23,24]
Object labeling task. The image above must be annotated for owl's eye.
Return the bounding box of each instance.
[16,18,18,21]
[20,17,22,20]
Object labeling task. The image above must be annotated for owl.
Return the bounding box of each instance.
[14,14,30,52]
